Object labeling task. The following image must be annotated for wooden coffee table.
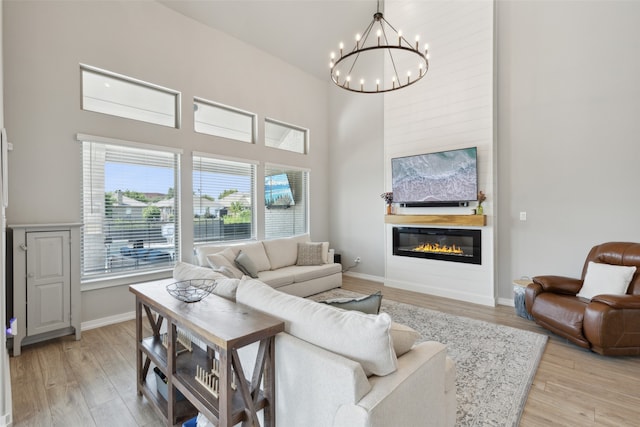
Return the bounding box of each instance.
[130,279,285,426]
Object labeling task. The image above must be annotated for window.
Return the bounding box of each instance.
[193,154,256,244]
[264,165,309,239]
[81,65,180,128]
[80,135,181,281]
[265,118,308,154]
[194,98,255,143]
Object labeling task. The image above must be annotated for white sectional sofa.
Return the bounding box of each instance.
[211,278,457,427]
[194,234,342,297]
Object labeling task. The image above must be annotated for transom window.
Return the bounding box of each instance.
[80,135,181,281]
[194,98,255,143]
[265,118,308,154]
[193,154,256,244]
[81,64,180,128]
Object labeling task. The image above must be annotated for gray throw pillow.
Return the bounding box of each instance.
[319,291,382,315]
[296,242,325,266]
[235,250,259,278]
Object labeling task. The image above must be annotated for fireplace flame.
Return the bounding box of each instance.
[413,243,464,255]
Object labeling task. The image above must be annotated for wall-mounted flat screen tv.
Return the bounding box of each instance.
[391,147,478,207]
[265,173,295,208]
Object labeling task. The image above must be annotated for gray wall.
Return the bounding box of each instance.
[3,1,330,323]
[496,0,640,299]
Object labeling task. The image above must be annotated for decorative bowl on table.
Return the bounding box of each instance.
[166,279,217,303]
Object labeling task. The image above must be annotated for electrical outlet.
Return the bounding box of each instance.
[355,257,361,263]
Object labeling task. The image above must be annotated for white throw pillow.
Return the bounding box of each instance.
[206,253,244,279]
[576,261,636,300]
[236,278,397,376]
[389,322,420,357]
[238,242,271,272]
[172,261,240,301]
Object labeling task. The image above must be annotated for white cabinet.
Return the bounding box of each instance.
[10,223,81,356]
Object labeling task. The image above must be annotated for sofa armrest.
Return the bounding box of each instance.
[333,341,450,427]
[584,297,640,355]
[532,275,583,295]
[591,294,640,309]
[272,333,372,427]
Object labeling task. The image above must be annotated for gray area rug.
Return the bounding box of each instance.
[310,289,548,427]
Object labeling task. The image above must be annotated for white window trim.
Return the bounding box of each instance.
[194,97,258,144]
[76,133,183,155]
[80,64,182,129]
[78,133,182,289]
[264,117,309,154]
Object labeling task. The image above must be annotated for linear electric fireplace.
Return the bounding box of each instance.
[392,227,481,265]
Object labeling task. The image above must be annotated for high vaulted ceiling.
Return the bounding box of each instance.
[159,0,379,82]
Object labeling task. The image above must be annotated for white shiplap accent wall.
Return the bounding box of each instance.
[384,0,496,306]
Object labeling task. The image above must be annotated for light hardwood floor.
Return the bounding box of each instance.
[9,276,640,426]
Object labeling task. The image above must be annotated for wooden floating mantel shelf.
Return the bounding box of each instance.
[385,214,486,227]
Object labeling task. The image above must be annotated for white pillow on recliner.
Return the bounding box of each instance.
[576,261,636,300]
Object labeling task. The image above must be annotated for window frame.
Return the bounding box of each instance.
[192,152,258,245]
[264,163,310,239]
[193,97,257,144]
[80,64,181,129]
[78,133,182,287]
[264,118,309,154]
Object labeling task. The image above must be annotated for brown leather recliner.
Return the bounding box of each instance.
[525,242,640,356]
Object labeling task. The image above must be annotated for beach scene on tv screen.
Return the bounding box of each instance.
[265,173,295,207]
[392,148,477,203]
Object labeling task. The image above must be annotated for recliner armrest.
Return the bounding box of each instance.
[591,294,640,309]
[532,275,583,295]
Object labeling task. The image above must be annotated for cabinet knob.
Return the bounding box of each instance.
[27,272,34,278]
[19,243,28,251]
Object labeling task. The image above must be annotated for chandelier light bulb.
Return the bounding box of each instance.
[376,79,380,92]
[419,63,424,76]
[329,61,334,68]
[356,33,361,49]
[377,29,382,46]
[346,75,351,88]
[330,52,335,60]
[398,30,402,46]
[392,75,397,89]
[415,35,420,50]
[360,79,364,91]
[339,42,344,56]
[407,70,411,84]
[426,53,431,60]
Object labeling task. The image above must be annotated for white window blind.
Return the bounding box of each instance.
[81,139,180,280]
[264,165,309,239]
[194,98,255,143]
[265,118,308,154]
[193,154,256,243]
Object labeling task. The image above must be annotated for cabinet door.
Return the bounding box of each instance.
[26,230,71,336]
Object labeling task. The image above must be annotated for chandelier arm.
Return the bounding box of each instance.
[379,23,401,85]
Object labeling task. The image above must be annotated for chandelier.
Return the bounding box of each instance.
[329,2,429,94]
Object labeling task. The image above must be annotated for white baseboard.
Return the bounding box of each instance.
[81,311,136,331]
[343,271,385,283]
[497,297,515,307]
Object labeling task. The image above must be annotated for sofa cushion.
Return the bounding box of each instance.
[319,292,382,315]
[238,242,272,272]
[236,278,397,376]
[255,269,295,288]
[206,253,244,279]
[263,234,311,270]
[293,263,342,283]
[577,261,636,300]
[172,261,239,301]
[235,250,259,278]
[296,242,325,266]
